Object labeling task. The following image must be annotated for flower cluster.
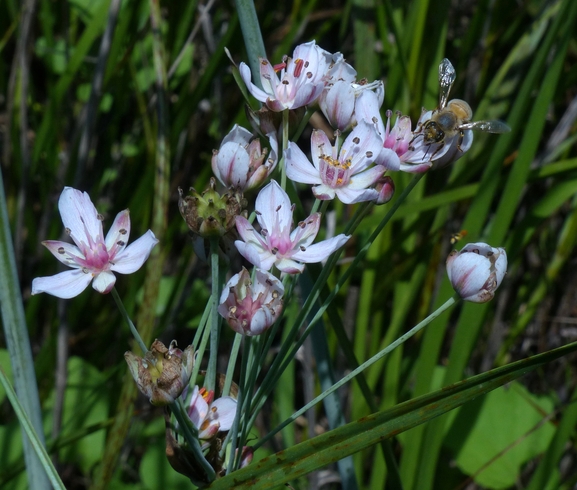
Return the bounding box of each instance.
[30,39,510,485]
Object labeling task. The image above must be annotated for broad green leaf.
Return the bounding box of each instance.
[446,382,555,489]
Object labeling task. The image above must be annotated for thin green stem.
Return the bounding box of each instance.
[223,333,242,397]
[206,238,221,391]
[281,109,289,189]
[111,288,147,354]
[0,366,65,490]
[254,294,460,450]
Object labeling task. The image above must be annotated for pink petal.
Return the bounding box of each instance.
[31,269,93,299]
[111,230,158,274]
[105,209,131,256]
[42,240,85,267]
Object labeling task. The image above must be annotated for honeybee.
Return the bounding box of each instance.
[410,59,510,160]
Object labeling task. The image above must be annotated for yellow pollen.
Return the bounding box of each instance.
[321,154,351,169]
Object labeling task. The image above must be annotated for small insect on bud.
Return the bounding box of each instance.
[446,242,507,303]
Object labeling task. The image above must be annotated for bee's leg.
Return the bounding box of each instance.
[456,130,465,152]
[429,141,445,160]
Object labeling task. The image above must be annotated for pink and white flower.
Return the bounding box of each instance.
[319,53,384,131]
[235,180,350,274]
[211,125,278,191]
[239,41,331,112]
[218,267,284,336]
[446,242,507,303]
[285,120,393,204]
[187,386,237,446]
[32,187,158,299]
[356,90,473,172]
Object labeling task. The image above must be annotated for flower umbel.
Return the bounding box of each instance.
[211,125,279,192]
[32,187,158,299]
[235,180,350,274]
[218,267,284,336]
[446,242,507,303]
[239,40,330,111]
[125,339,194,406]
[285,120,390,204]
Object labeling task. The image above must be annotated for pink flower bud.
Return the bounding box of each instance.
[446,243,507,303]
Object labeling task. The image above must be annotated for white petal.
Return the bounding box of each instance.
[311,130,335,165]
[334,187,379,204]
[239,62,271,102]
[354,91,385,137]
[59,187,103,247]
[274,257,305,274]
[235,240,265,269]
[341,120,383,173]
[111,230,158,274]
[291,234,350,263]
[31,269,93,299]
[255,181,293,238]
[311,184,337,201]
[321,81,355,130]
[222,124,253,146]
[285,143,323,185]
[211,397,237,431]
[92,271,116,293]
[375,148,401,171]
[348,165,385,190]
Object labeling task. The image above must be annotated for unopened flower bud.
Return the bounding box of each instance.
[373,174,395,205]
[125,339,194,406]
[446,243,507,303]
[211,125,278,192]
[178,178,246,238]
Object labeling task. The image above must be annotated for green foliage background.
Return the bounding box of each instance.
[1,0,577,488]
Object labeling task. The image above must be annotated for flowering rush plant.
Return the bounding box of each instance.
[19,24,575,490]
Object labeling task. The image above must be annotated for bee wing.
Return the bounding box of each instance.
[438,59,456,110]
[459,120,511,133]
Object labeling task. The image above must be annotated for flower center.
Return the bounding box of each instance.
[319,154,352,188]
